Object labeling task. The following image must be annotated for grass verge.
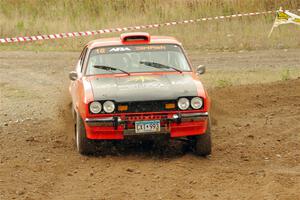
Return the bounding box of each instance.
[0,0,299,51]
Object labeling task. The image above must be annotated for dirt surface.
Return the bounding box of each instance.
[0,50,300,200]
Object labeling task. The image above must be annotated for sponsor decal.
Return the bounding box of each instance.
[109,47,132,52]
[119,76,164,90]
[135,45,166,51]
[126,76,160,83]
[96,48,106,54]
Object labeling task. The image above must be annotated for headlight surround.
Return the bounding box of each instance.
[191,97,203,109]
[89,101,102,114]
[103,100,115,113]
[177,97,190,110]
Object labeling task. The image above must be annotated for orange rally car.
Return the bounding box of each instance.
[69,32,211,155]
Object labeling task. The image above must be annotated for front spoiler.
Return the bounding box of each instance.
[84,112,209,139]
[85,112,209,125]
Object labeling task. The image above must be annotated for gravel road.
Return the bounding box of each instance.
[1,50,299,200]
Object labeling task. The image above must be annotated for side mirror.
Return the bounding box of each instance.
[69,71,78,81]
[196,65,206,75]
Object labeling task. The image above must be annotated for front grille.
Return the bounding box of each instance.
[117,100,177,113]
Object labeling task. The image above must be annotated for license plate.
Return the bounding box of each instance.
[135,120,160,133]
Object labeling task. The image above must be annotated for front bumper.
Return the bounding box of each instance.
[84,112,209,140]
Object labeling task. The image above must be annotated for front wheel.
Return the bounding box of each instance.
[193,118,212,156]
[75,112,97,155]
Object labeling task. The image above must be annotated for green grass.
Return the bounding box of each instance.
[281,69,291,81]
[0,0,299,51]
[216,79,233,87]
[200,66,300,88]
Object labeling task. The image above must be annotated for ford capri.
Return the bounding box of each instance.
[69,32,211,156]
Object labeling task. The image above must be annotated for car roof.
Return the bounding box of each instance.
[87,34,182,49]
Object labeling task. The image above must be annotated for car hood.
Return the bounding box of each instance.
[89,74,199,102]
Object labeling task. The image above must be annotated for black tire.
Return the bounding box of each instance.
[75,112,97,155]
[194,118,212,156]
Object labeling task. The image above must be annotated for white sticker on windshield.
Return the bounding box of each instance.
[109,47,131,52]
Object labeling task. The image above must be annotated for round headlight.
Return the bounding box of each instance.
[90,102,102,114]
[177,98,190,110]
[103,101,115,113]
[191,97,203,109]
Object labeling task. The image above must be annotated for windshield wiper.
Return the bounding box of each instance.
[93,65,130,75]
[140,61,182,73]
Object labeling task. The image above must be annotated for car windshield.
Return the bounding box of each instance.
[85,44,191,75]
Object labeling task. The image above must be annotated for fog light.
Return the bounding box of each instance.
[191,97,203,109]
[177,97,190,110]
[103,101,115,113]
[173,114,179,119]
[89,102,102,114]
